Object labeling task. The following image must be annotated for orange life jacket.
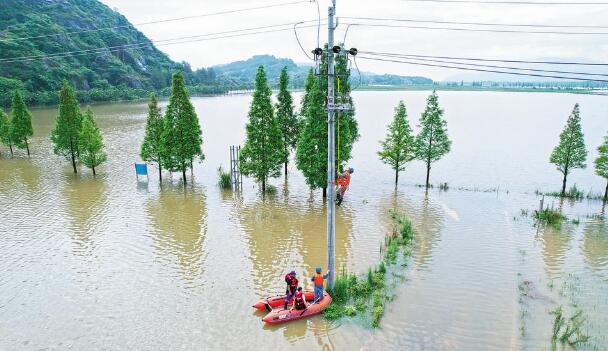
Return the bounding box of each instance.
[313,273,324,286]
[343,171,351,186]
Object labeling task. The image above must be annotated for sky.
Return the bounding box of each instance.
[99,0,608,80]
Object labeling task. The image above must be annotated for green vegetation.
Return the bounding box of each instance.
[550,305,590,348]
[78,106,106,176]
[160,72,203,184]
[239,66,285,193]
[0,109,12,157]
[378,100,416,185]
[275,66,299,176]
[534,208,566,230]
[415,90,451,188]
[546,184,584,200]
[217,166,232,189]
[140,94,164,181]
[9,91,33,156]
[51,82,83,173]
[594,133,608,202]
[550,103,588,197]
[325,211,414,327]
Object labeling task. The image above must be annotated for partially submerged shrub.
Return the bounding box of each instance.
[217,166,231,189]
[534,208,566,230]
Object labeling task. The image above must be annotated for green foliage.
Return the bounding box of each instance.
[8,90,33,153]
[378,100,416,184]
[217,166,232,189]
[160,72,203,182]
[239,66,285,192]
[371,306,385,328]
[140,93,164,178]
[51,81,82,173]
[534,208,566,230]
[550,305,590,347]
[0,109,12,155]
[550,103,587,195]
[415,90,451,187]
[275,66,299,170]
[78,106,106,175]
[596,134,608,179]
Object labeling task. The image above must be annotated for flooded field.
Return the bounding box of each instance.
[0,91,607,350]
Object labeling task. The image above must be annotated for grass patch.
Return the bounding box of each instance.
[438,182,449,191]
[265,185,277,194]
[550,305,590,347]
[545,184,586,201]
[217,166,232,189]
[325,212,414,328]
[533,208,566,230]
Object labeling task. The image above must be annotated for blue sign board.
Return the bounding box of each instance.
[135,163,148,176]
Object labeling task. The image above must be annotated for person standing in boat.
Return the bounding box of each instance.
[311,267,330,303]
[284,271,298,310]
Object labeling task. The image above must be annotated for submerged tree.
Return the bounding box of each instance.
[550,103,587,196]
[378,101,416,185]
[275,66,299,176]
[51,82,82,173]
[415,90,451,188]
[595,133,608,202]
[240,66,285,192]
[78,107,106,176]
[296,71,328,196]
[140,93,164,181]
[9,91,34,156]
[160,71,203,184]
[0,110,13,157]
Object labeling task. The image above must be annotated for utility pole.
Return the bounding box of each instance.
[326,0,336,289]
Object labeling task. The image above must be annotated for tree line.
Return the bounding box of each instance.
[377,97,608,201]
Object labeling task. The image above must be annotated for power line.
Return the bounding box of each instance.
[357,55,608,82]
[341,16,608,29]
[341,22,608,35]
[360,52,608,76]
[0,0,311,42]
[358,51,608,66]
[0,24,319,64]
[401,0,608,4]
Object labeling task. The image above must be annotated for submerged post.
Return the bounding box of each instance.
[326,0,336,289]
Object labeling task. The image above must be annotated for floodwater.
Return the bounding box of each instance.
[1,91,607,350]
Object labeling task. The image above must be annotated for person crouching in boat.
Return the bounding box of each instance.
[294,287,307,310]
[284,271,298,310]
[311,267,330,303]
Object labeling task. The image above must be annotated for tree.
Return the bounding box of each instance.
[550,103,587,196]
[9,91,34,156]
[378,101,416,185]
[296,71,328,196]
[240,66,285,192]
[0,110,13,157]
[140,93,164,181]
[415,90,451,188]
[160,71,203,184]
[275,66,299,176]
[51,82,82,174]
[594,133,608,202]
[78,107,106,176]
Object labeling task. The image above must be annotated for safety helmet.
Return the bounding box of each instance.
[290,270,296,276]
[316,267,322,273]
[349,167,354,174]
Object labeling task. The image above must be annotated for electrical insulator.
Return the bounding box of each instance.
[348,48,358,56]
[332,46,341,54]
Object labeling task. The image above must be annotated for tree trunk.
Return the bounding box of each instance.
[322,187,327,198]
[182,167,187,185]
[561,171,568,197]
[425,161,431,188]
[158,164,162,181]
[284,162,288,177]
[9,141,13,157]
[25,137,30,157]
[92,165,96,177]
[395,168,399,186]
[604,180,608,203]
[262,179,266,193]
[70,140,77,174]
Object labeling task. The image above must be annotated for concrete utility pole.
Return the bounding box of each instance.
[326,0,336,289]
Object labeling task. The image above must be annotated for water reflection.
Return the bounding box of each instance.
[238,192,354,295]
[63,175,108,255]
[537,224,573,277]
[146,187,207,285]
[582,219,608,271]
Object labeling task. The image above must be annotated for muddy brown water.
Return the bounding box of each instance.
[1,91,607,350]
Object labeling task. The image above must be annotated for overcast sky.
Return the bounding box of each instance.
[99,0,608,80]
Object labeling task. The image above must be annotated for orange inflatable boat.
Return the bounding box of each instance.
[256,291,332,324]
[252,291,315,311]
